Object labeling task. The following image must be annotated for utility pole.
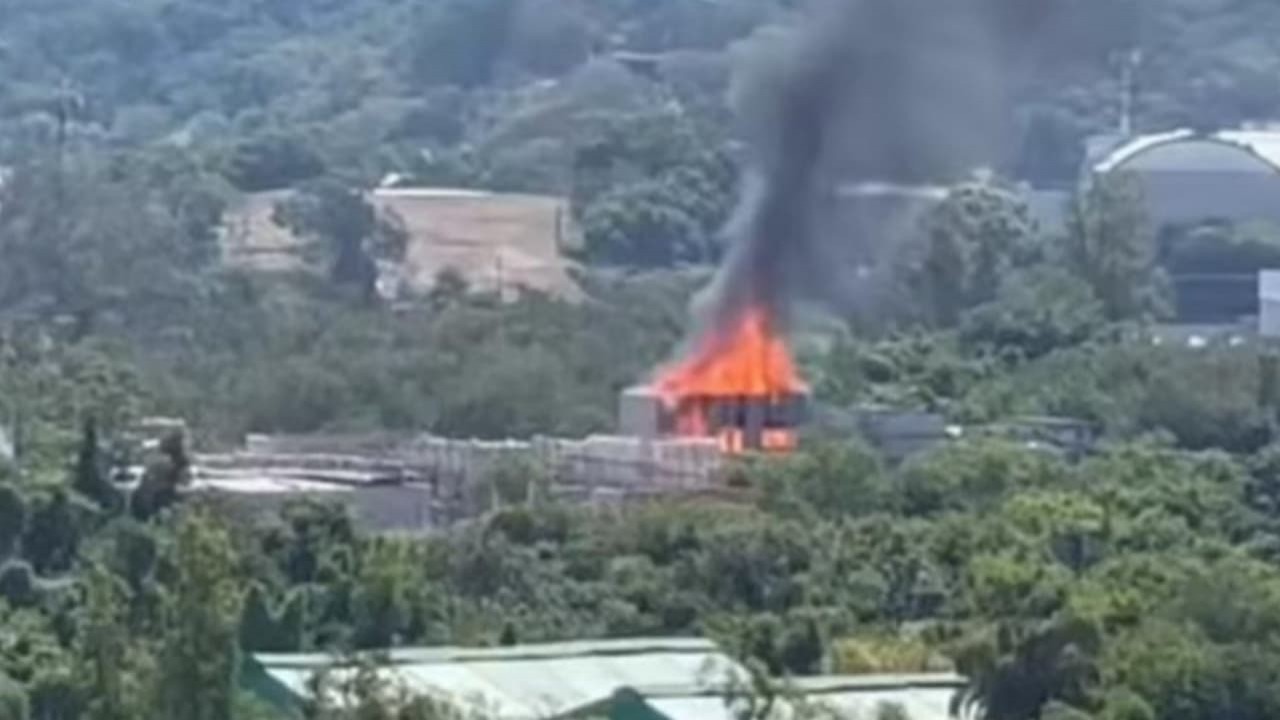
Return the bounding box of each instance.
[54,78,72,197]
[495,251,505,301]
[1119,48,1143,137]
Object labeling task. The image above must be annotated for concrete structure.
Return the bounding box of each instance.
[189,432,727,532]
[1261,271,1280,338]
[619,388,665,441]
[1086,128,1280,326]
[619,386,810,453]
[190,453,439,532]
[243,638,968,720]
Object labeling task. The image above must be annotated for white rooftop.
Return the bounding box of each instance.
[643,675,967,720]
[1260,270,1280,302]
[254,638,739,720]
[251,640,970,720]
[1094,128,1280,175]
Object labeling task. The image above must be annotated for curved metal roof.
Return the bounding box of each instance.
[1094,129,1280,175]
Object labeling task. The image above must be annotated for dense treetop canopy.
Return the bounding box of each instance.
[0,2,1279,720]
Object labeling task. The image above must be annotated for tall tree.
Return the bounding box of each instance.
[0,486,25,561]
[1064,173,1170,322]
[73,418,120,512]
[273,180,407,299]
[78,564,148,720]
[910,180,1040,326]
[0,673,28,720]
[156,510,243,720]
[131,430,191,522]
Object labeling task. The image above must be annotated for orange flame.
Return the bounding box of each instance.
[654,306,805,452]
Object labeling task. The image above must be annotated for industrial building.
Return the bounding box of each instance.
[619,386,810,454]
[1088,128,1280,228]
[1087,127,1280,328]
[187,432,727,532]
[242,637,969,720]
[1260,271,1280,339]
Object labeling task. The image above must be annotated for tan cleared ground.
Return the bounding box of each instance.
[221,187,583,300]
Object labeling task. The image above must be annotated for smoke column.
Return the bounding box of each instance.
[684,0,1055,343]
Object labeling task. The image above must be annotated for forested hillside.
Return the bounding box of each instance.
[7,0,1280,189]
[3,1,1280,720]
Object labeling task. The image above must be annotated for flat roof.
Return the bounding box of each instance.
[189,477,354,495]
[253,638,737,720]
[631,673,967,720]
[251,640,971,720]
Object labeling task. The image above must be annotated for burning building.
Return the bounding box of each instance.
[622,0,1044,453]
[620,307,810,453]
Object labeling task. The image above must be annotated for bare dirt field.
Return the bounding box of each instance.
[222,187,583,300]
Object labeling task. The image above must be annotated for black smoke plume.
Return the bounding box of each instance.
[685,0,1058,344]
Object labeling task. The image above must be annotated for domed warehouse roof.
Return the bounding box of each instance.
[1091,128,1280,227]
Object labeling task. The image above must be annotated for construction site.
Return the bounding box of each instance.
[190,430,730,532]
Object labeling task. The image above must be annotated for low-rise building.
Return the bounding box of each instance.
[242,638,969,720]
[187,432,729,533]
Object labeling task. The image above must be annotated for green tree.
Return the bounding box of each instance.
[1095,689,1155,720]
[0,673,28,720]
[0,561,36,607]
[1064,174,1170,322]
[73,418,120,512]
[753,440,889,520]
[574,110,735,267]
[226,133,326,192]
[960,267,1106,362]
[402,0,516,88]
[954,613,1102,720]
[241,584,305,654]
[0,486,26,560]
[77,564,149,720]
[131,431,191,522]
[274,180,407,298]
[898,439,1064,517]
[910,180,1040,326]
[22,486,93,575]
[777,613,826,676]
[156,510,244,720]
[352,540,420,649]
[0,158,215,338]
[580,181,706,266]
